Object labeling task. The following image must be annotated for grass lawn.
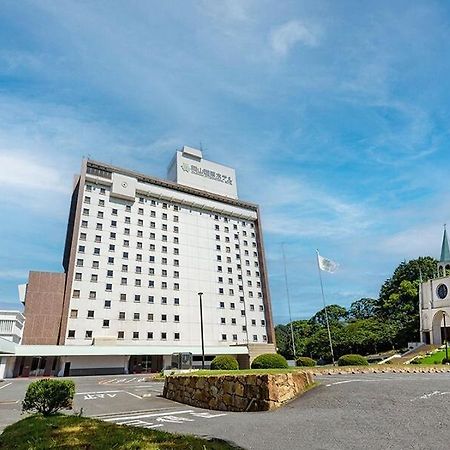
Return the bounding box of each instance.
[417,349,450,364]
[0,414,241,450]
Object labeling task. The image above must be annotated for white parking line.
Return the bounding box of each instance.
[104,409,194,422]
[0,383,12,390]
[76,390,122,395]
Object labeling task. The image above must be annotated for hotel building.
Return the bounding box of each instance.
[0,147,275,378]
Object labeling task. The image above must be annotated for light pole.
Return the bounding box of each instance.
[444,313,449,362]
[198,292,205,369]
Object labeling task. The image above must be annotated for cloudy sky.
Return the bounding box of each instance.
[0,0,449,323]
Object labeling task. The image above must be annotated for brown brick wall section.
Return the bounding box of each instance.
[22,271,66,345]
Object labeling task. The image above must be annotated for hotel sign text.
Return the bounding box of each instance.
[181,163,233,185]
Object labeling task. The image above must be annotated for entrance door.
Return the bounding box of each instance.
[29,357,46,377]
[63,362,71,377]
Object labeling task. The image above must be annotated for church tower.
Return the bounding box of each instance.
[438,225,450,277]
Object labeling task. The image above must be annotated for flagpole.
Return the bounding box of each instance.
[316,250,335,365]
[282,243,296,359]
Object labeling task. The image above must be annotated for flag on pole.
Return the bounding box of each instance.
[317,252,339,273]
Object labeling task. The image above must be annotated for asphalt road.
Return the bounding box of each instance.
[1,372,450,449]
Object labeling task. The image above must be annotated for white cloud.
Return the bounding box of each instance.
[270,20,319,56]
[0,153,67,193]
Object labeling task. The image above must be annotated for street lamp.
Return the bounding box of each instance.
[444,313,449,362]
[198,292,205,370]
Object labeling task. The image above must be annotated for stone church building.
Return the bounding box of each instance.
[420,227,450,345]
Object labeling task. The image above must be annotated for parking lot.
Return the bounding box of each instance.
[2,372,450,449]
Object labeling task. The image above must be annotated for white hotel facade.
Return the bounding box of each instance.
[0,147,275,378]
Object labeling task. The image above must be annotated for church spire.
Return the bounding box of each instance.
[441,225,450,263]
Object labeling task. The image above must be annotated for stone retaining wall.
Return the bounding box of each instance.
[163,371,314,412]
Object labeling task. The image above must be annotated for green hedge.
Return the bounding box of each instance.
[251,353,288,369]
[22,379,75,416]
[210,355,239,370]
[442,357,450,364]
[296,357,316,367]
[337,354,369,366]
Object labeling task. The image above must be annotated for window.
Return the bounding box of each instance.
[174,259,179,266]
[73,289,80,298]
[161,332,167,340]
[120,293,127,301]
[83,208,89,216]
[231,318,237,325]
[119,312,125,320]
[261,319,265,326]
[97,211,104,219]
[253,335,258,342]
[104,300,111,309]
[107,257,113,264]
[221,334,227,341]
[135,279,141,287]
[162,282,167,289]
[100,187,106,195]
[80,232,87,241]
[230,302,235,309]
[109,244,115,252]
[85,330,93,339]
[134,294,141,302]
[118,331,124,339]
[81,220,88,228]
[174,297,180,305]
[147,313,154,321]
[219,288,224,294]
[174,332,180,340]
[96,223,103,231]
[123,252,128,259]
[251,319,256,326]
[106,283,112,291]
[233,334,238,341]
[107,269,114,277]
[87,310,94,318]
[125,217,131,224]
[133,332,139,339]
[219,301,225,308]
[137,230,143,238]
[93,247,100,255]
[112,208,118,216]
[111,220,117,227]
[70,309,78,318]
[148,295,154,303]
[103,319,110,327]
[149,280,155,288]
[162,269,167,277]
[221,317,226,324]
[134,312,140,321]
[174,283,179,290]
[91,274,98,282]
[75,273,82,281]
[68,330,75,338]
[147,332,153,339]
[123,240,129,247]
[174,315,180,322]
[78,245,85,253]
[124,228,130,235]
[161,314,167,322]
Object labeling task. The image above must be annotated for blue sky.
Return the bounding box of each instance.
[1,0,449,323]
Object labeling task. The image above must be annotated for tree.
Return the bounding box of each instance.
[348,298,378,320]
[309,304,347,327]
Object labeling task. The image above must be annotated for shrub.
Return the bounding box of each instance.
[210,355,239,370]
[296,357,316,367]
[442,357,450,365]
[251,353,288,369]
[337,354,369,366]
[22,379,75,416]
[410,358,422,365]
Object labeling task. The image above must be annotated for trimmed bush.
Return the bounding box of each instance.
[296,357,316,367]
[210,355,239,370]
[442,357,450,365]
[22,379,75,416]
[251,353,288,369]
[337,354,369,366]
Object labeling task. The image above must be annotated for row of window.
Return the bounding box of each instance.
[68,329,180,340]
[68,328,265,342]
[70,309,181,322]
[81,220,179,235]
[73,297,182,308]
[76,257,180,268]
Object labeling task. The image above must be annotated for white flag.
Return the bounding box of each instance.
[317,252,339,273]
